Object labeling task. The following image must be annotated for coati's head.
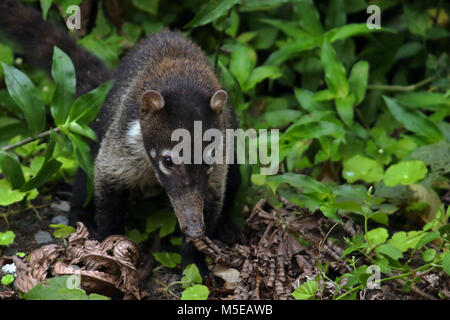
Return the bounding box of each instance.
[137,85,228,238]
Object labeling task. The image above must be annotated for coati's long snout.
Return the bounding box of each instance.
[169,191,205,238]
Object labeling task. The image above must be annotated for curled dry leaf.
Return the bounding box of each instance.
[0,222,142,299]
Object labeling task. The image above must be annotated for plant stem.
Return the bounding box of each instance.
[1,128,59,153]
[367,76,437,92]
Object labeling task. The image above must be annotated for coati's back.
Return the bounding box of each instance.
[100,29,224,139]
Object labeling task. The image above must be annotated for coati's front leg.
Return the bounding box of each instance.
[94,178,129,240]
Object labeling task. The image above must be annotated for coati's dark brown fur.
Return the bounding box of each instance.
[0,0,241,274]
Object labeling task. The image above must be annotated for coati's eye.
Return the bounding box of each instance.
[163,156,174,167]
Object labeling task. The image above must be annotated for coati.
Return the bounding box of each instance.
[0,0,241,273]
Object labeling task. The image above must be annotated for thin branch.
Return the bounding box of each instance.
[367,76,437,92]
[1,128,59,153]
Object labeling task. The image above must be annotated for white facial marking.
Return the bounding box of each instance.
[159,160,171,175]
[150,149,156,158]
[126,120,142,145]
[161,149,171,157]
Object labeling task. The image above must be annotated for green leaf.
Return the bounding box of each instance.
[0,151,25,189]
[442,253,450,276]
[335,94,355,126]
[131,0,159,15]
[415,231,440,250]
[342,154,383,183]
[365,227,389,248]
[243,66,282,91]
[387,231,426,253]
[181,264,203,289]
[266,173,330,195]
[68,81,112,125]
[40,0,53,20]
[217,61,242,107]
[284,121,345,140]
[383,96,443,144]
[1,274,14,286]
[0,230,15,246]
[184,0,240,29]
[22,275,110,300]
[321,41,349,98]
[383,160,427,187]
[264,38,320,66]
[51,47,76,125]
[324,23,391,43]
[1,63,46,135]
[395,92,450,111]
[152,252,181,268]
[145,210,177,237]
[230,45,252,88]
[50,224,76,239]
[293,0,323,35]
[291,279,318,300]
[0,180,27,206]
[348,61,369,105]
[375,244,403,261]
[181,284,209,300]
[422,249,436,262]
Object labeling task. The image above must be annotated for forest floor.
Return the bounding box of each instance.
[0,193,448,300]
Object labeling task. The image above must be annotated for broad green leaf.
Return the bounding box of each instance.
[266,173,330,195]
[131,0,159,15]
[0,151,25,189]
[0,180,27,206]
[0,44,14,75]
[415,231,440,250]
[383,96,443,144]
[40,0,53,20]
[230,45,252,88]
[1,274,14,285]
[218,61,242,107]
[243,65,282,91]
[294,88,330,112]
[68,81,112,124]
[184,0,240,29]
[387,231,426,253]
[324,23,390,43]
[284,121,345,140]
[181,284,209,300]
[293,0,323,35]
[383,160,427,187]
[1,63,46,135]
[50,224,76,239]
[291,279,318,300]
[259,19,310,39]
[145,210,177,237]
[336,94,355,126]
[403,3,429,36]
[68,122,97,141]
[365,227,389,247]
[22,276,110,300]
[348,61,369,105]
[181,264,203,289]
[395,92,450,111]
[51,47,76,125]
[152,252,181,268]
[254,109,302,130]
[422,249,436,262]
[321,41,349,98]
[20,131,62,192]
[0,230,15,246]
[375,244,403,260]
[264,38,320,66]
[342,154,383,183]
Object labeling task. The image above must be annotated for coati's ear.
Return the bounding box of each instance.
[140,90,165,118]
[210,90,228,113]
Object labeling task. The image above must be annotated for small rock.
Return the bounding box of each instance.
[51,215,69,225]
[34,230,53,244]
[1,263,16,276]
[50,201,70,212]
[212,265,240,289]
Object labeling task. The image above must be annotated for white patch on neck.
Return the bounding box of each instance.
[126,120,142,145]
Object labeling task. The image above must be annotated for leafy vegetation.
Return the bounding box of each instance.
[0,0,449,300]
